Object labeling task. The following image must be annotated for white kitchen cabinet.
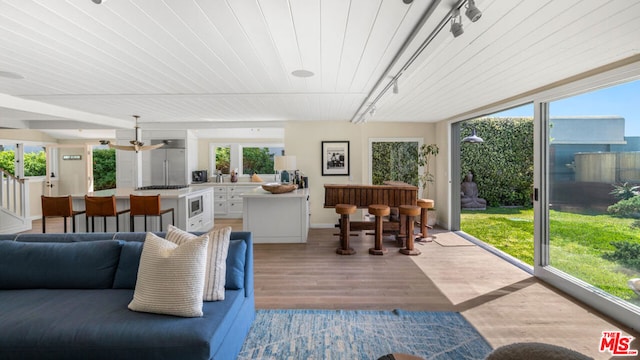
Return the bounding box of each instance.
[204,183,262,219]
[213,185,228,215]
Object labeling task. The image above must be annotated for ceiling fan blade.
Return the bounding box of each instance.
[108,143,137,151]
[138,143,165,151]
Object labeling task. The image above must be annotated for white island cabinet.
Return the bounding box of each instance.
[242,187,310,243]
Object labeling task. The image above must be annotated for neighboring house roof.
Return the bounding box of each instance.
[550,116,626,145]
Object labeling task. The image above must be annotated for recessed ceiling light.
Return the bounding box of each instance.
[291,69,314,78]
[0,71,24,79]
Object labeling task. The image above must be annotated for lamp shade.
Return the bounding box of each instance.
[462,128,484,143]
[274,155,296,171]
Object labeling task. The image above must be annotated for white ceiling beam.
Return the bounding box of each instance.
[0,93,132,128]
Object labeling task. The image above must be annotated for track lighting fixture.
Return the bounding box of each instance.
[462,128,484,143]
[450,9,464,38]
[351,0,485,124]
[91,0,108,3]
[465,0,482,22]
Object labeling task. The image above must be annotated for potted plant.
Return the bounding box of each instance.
[418,143,439,226]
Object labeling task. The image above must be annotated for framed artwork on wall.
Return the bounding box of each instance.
[322,141,350,176]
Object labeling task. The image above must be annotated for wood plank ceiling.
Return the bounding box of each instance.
[0,0,639,138]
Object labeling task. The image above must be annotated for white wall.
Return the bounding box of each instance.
[283,121,438,227]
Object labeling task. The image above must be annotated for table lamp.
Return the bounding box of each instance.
[274,155,296,183]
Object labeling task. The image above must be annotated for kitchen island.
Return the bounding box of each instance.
[242,186,310,243]
[71,186,214,232]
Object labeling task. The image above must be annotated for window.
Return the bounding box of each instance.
[210,143,284,176]
[369,138,421,187]
[214,145,231,174]
[0,144,15,175]
[0,143,47,177]
[24,145,46,177]
[242,146,283,175]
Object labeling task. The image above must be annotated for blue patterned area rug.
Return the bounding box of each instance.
[238,309,493,360]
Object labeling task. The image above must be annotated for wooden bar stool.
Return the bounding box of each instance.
[41,195,86,233]
[85,195,129,232]
[399,205,421,256]
[335,204,357,255]
[417,199,435,240]
[368,204,390,255]
[129,194,175,232]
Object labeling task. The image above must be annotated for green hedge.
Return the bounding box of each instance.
[461,118,533,207]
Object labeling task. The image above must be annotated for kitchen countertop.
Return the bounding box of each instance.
[190,182,266,186]
[241,186,309,198]
[75,186,212,199]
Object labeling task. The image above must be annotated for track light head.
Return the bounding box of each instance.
[369,106,376,117]
[392,80,399,94]
[450,9,464,38]
[451,22,464,38]
[402,0,413,4]
[91,0,108,3]
[465,0,482,22]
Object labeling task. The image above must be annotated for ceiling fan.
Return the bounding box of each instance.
[100,115,164,152]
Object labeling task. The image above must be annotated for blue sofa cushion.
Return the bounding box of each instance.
[226,239,247,290]
[0,240,122,289]
[113,241,144,289]
[0,288,245,360]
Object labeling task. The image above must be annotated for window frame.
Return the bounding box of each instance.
[209,142,285,178]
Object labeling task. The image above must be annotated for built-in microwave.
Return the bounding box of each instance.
[189,195,203,218]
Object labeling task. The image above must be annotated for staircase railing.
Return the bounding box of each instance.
[0,167,29,219]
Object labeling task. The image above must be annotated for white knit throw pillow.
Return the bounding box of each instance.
[128,232,208,317]
[166,225,231,301]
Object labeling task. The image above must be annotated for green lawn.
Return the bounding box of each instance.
[461,207,640,303]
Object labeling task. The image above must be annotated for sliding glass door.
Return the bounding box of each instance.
[539,79,640,326]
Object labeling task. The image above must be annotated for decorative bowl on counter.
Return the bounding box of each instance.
[261,183,298,194]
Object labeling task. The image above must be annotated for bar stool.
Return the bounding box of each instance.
[398,205,421,256]
[335,204,357,255]
[417,199,435,240]
[368,204,390,255]
[41,195,86,233]
[85,195,129,232]
[129,194,175,232]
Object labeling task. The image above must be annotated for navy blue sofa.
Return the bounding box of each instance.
[0,231,255,360]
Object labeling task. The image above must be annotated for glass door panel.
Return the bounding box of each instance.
[547,80,640,310]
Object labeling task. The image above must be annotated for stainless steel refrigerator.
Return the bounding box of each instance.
[150,139,186,186]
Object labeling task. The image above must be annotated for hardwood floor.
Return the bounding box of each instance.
[21,217,640,358]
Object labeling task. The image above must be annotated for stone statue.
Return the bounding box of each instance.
[461,172,486,210]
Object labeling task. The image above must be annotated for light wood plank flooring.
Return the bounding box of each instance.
[21,218,640,358]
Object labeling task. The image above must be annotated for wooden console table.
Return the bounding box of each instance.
[324,183,418,233]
